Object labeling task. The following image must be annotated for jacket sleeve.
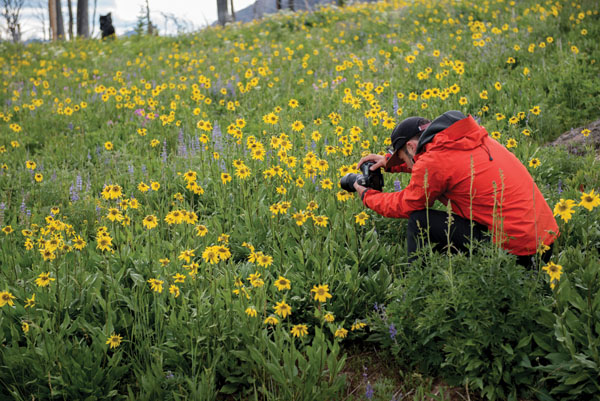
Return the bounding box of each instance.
[384,153,412,173]
[362,159,448,218]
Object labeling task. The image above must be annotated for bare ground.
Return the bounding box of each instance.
[550,118,600,158]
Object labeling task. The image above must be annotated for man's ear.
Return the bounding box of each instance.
[406,140,418,155]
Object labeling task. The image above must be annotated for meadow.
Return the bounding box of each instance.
[0,0,599,399]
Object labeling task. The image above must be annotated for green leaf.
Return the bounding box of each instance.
[516,333,532,349]
[563,371,590,385]
[500,343,514,355]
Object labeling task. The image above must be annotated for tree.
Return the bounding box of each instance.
[49,0,56,39]
[67,0,73,39]
[216,0,228,26]
[55,0,65,39]
[1,0,25,42]
[289,0,294,11]
[90,0,97,37]
[145,0,153,34]
[76,0,88,37]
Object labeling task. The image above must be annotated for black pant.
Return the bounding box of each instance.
[407,210,552,268]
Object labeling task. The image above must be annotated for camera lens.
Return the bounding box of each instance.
[340,173,359,192]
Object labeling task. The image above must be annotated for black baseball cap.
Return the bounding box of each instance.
[388,116,430,165]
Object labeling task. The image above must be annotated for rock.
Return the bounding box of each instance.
[550,119,600,157]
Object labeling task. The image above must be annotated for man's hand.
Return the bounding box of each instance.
[356,154,387,171]
[353,182,368,199]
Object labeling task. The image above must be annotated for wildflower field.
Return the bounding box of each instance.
[1,0,600,399]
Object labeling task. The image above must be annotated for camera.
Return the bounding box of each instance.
[340,161,384,193]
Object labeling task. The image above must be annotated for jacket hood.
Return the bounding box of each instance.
[416,111,485,154]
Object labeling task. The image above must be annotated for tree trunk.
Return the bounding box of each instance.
[276,0,281,10]
[216,0,228,25]
[229,0,235,21]
[289,0,294,11]
[55,0,65,39]
[49,0,57,40]
[76,0,88,37]
[67,0,73,39]
[145,0,153,34]
[91,0,96,37]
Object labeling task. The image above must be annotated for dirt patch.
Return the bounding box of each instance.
[550,119,600,158]
[341,344,476,401]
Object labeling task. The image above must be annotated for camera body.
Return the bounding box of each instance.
[340,161,384,193]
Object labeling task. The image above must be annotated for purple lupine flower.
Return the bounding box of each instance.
[177,129,187,157]
[76,174,83,191]
[20,199,26,214]
[70,184,79,202]
[389,324,397,340]
[557,179,563,194]
[0,202,5,225]
[68,122,74,130]
[213,121,223,152]
[393,97,399,115]
[365,383,374,399]
[128,165,134,176]
[141,164,146,175]
[162,140,168,163]
[394,180,402,192]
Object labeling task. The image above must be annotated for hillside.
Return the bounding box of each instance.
[0,0,599,400]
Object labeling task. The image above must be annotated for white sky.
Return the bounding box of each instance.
[16,0,256,40]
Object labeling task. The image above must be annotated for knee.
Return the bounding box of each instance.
[408,210,428,231]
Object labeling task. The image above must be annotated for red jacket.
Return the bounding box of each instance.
[363,115,559,256]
